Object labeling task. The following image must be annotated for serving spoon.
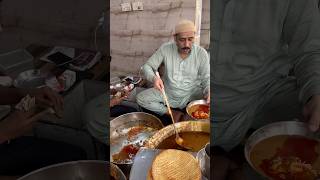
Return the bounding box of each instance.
[155,72,192,150]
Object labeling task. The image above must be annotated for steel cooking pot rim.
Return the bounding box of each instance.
[110,112,162,122]
[17,160,107,180]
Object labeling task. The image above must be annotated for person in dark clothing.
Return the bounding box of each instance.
[0,86,86,176]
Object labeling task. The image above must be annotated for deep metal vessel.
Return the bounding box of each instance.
[18,160,109,180]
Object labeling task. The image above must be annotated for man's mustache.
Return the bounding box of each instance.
[182,47,190,50]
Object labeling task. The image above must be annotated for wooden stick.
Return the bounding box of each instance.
[156,72,178,134]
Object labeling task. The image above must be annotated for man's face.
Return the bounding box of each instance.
[175,31,195,54]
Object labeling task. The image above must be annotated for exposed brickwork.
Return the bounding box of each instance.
[110,0,210,74]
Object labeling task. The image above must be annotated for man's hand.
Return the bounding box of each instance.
[303,95,320,132]
[0,110,38,143]
[153,76,164,92]
[25,87,63,114]
[110,92,128,107]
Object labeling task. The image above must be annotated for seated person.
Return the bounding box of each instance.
[110,91,138,117]
[84,91,137,145]
[136,19,210,124]
[0,86,86,176]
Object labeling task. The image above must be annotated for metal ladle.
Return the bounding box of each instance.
[156,72,192,150]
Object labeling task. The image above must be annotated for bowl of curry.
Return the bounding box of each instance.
[245,121,320,180]
[186,100,210,121]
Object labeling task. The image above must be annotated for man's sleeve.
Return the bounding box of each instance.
[198,49,210,95]
[285,0,320,104]
[142,45,165,83]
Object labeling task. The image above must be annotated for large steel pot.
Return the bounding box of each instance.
[110,112,164,165]
[145,121,210,150]
[18,160,108,180]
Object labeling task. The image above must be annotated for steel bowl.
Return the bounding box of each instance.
[145,121,210,150]
[110,112,164,165]
[186,99,210,121]
[245,121,320,179]
[18,160,108,180]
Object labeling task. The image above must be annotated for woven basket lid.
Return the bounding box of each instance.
[150,149,201,180]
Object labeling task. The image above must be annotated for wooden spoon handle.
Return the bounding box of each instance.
[155,72,179,135]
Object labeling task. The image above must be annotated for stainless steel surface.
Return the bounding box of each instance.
[110,163,127,180]
[244,121,320,178]
[18,160,108,180]
[13,69,46,88]
[110,112,164,165]
[186,99,209,121]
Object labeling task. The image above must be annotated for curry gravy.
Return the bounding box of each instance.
[250,135,320,180]
[156,132,209,151]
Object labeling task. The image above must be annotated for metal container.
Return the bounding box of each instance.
[245,121,320,178]
[145,121,210,149]
[110,112,164,165]
[18,160,108,180]
[110,162,127,180]
[186,99,210,121]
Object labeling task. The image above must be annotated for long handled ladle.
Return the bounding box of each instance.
[156,72,192,150]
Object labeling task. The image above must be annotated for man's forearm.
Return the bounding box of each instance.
[142,63,156,83]
[0,86,26,105]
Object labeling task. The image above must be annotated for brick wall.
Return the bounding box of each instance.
[110,0,210,74]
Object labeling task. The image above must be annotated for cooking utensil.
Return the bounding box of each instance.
[245,120,320,179]
[186,99,210,121]
[155,72,191,150]
[145,121,210,151]
[110,112,164,165]
[18,160,108,180]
